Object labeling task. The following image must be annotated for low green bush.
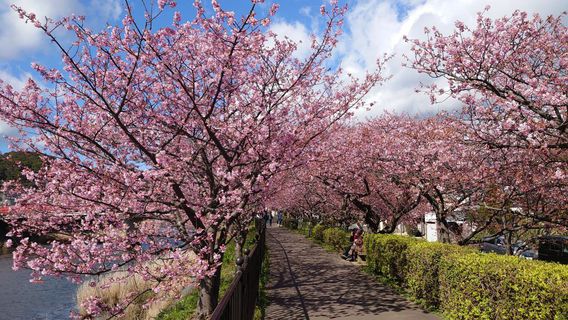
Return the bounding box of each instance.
[282,217,298,230]
[439,253,568,320]
[323,227,350,252]
[406,241,477,309]
[364,234,419,284]
[355,232,568,319]
[297,220,311,237]
[312,224,326,242]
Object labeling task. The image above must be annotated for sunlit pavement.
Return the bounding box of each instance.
[265,226,441,320]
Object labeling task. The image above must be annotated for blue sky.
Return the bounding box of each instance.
[0,0,565,152]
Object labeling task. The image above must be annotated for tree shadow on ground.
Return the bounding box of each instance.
[266,227,440,320]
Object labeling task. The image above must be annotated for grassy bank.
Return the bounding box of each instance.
[156,240,240,320]
[76,270,172,320]
[158,230,269,320]
[76,227,268,320]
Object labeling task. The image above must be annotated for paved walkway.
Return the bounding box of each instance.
[265,226,441,320]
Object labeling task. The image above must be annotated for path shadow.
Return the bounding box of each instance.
[265,227,440,320]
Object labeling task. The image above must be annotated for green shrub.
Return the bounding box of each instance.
[364,234,419,283]
[363,233,568,318]
[282,217,298,230]
[323,227,350,252]
[297,220,311,237]
[406,241,477,309]
[312,224,326,242]
[439,253,568,320]
[405,224,423,237]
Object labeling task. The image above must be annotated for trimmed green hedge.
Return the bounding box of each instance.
[363,233,568,320]
[323,227,350,252]
[406,241,476,309]
[283,221,350,253]
[312,224,326,242]
[439,253,568,320]
[364,234,419,283]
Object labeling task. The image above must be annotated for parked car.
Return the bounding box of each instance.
[480,236,507,254]
[480,236,537,259]
[538,235,568,264]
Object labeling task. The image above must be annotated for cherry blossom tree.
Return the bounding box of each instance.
[336,114,490,242]
[277,115,430,233]
[275,109,565,246]
[267,170,348,226]
[402,114,567,245]
[469,147,568,251]
[0,0,385,318]
[386,115,567,245]
[414,118,490,243]
[406,9,568,156]
[406,8,567,244]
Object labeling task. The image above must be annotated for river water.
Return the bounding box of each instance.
[0,252,78,320]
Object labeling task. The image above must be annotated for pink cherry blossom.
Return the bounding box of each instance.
[0,1,386,318]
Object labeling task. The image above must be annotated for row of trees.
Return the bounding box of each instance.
[272,9,567,248]
[0,1,565,319]
[0,1,384,318]
[274,9,567,245]
[273,112,567,246]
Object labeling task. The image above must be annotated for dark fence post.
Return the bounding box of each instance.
[211,221,266,320]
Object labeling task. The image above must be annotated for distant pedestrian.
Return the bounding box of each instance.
[269,212,273,226]
[277,211,283,226]
[263,211,270,226]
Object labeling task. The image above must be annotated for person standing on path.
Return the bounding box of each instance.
[277,211,283,226]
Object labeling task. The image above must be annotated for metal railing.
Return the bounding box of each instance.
[211,222,266,320]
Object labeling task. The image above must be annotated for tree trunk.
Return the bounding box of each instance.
[0,220,9,242]
[437,216,452,243]
[365,216,379,233]
[195,265,222,319]
[378,212,406,234]
[504,231,514,255]
[361,208,379,233]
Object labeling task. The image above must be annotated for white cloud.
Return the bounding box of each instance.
[88,0,122,21]
[269,20,313,59]
[0,69,32,137]
[337,0,567,118]
[0,121,18,136]
[0,0,82,59]
[0,69,30,90]
[0,0,122,60]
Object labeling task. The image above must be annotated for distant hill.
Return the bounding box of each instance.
[0,152,42,183]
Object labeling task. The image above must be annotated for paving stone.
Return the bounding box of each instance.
[265,226,441,320]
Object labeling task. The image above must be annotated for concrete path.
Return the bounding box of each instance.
[265,226,441,320]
